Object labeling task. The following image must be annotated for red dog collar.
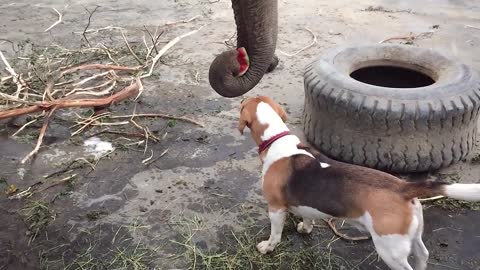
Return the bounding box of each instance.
[258,131,290,154]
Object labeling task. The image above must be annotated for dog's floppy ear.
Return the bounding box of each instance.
[274,103,288,123]
[238,105,252,135]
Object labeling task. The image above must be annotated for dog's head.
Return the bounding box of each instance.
[238,96,288,136]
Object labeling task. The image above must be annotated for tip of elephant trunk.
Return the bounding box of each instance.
[236,47,249,77]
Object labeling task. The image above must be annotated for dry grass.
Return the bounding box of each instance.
[19,200,56,245]
[170,215,353,270]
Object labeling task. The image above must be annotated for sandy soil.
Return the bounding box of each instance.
[1,0,480,269]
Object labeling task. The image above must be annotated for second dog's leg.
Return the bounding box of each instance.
[373,235,413,270]
[297,218,313,234]
[411,199,429,270]
[257,209,286,254]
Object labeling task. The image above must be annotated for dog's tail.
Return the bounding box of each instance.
[401,181,480,201]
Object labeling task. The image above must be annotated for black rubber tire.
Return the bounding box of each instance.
[303,44,480,173]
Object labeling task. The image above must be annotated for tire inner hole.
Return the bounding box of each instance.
[350,65,435,88]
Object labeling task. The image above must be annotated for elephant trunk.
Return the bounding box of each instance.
[209,0,278,98]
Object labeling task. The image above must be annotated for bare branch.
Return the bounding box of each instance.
[141,26,204,78]
[0,81,141,120]
[278,28,317,57]
[44,8,63,32]
[82,6,100,47]
[121,30,144,65]
[21,107,58,164]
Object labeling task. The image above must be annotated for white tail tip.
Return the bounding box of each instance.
[444,184,480,201]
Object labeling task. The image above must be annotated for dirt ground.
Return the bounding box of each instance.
[1,0,480,269]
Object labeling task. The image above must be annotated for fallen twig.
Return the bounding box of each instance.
[66,79,113,96]
[110,113,204,127]
[164,15,202,27]
[379,31,434,44]
[44,158,95,179]
[12,118,39,137]
[82,6,100,46]
[44,8,63,32]
[465,25,480,31]
[21,107,58,164]
[75,80,116,97]
[60,64,138,76]
[0,81,140,120]
[0,51,24,97]
[142,150,154,164]
[89,130,146,139]
[0,92,38,105]
[141,26,204,78]
[37,174,77,192]
[145,148,169,166]
[143,25,163,55]
[278,28,317,57]
[74,26,125,34]
[72,71,110,86]
[8,187,33,200]
[121,31,144,65]
[325,218,370,241]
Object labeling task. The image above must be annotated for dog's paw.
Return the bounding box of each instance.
[256,240,274,254]
[297,222,313,234]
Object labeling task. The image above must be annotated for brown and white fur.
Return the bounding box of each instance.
[238,96,480,270]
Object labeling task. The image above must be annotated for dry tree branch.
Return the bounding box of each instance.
[325,218,370,241]
[110,113,204,127]
[143,25,162,54]
[71,111,110,127]
[0,81,140,120]
[465,25,480,30]
[164,15,202,27]
[91,121,130,126]
[44,8,63,32]
[0,51,24,97]
[144,148,169,166]
[121,31,144,65]
[66,79,112,96]
[0,92,38,105]
[74,26,125,34]
[75,80,116,97]
[141,26,204,78]
[21,107,58,164]
[71,112,111,136]
[12,118,40,137]
[277,28,317,57]
[43,80,55,101]
[99,44,120,65]
[37,174,77,192]
[379,31,434,44]
[142,150,154,164]
[89,130,146,139]
[1,75,13,82]
[82,6,100,47]
[134,76,143,100]
[72,71,110,86]
[60,64,139,76]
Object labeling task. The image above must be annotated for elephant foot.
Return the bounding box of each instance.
[266,55,279,73]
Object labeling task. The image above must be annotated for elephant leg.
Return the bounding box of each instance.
[266,55,279,73]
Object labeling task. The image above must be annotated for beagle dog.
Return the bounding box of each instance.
[238,96,480,270]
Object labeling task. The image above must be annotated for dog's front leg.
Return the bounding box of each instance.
[257,208,286,254]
